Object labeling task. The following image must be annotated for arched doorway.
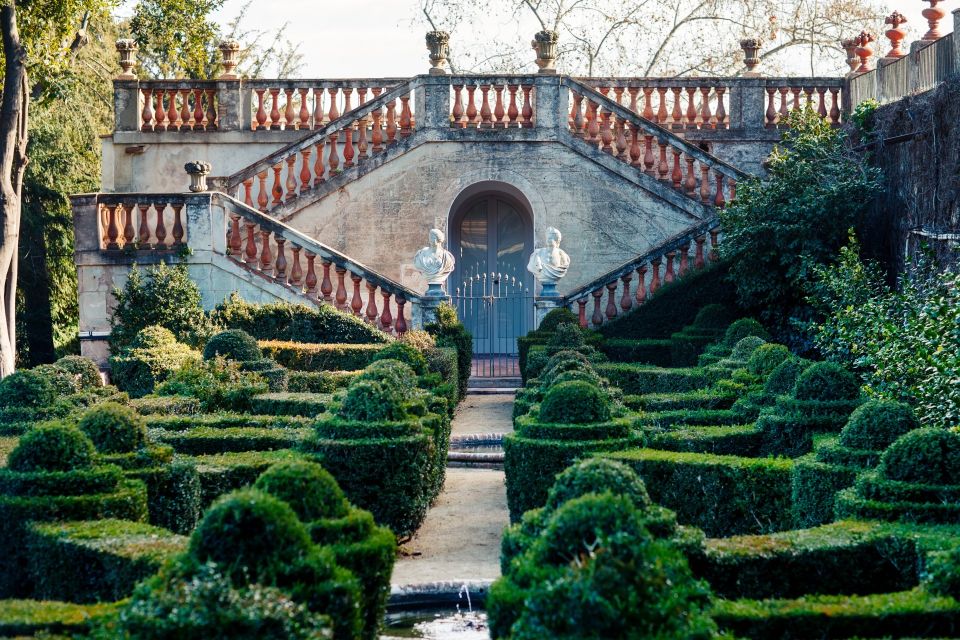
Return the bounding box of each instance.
[449,190,535,378]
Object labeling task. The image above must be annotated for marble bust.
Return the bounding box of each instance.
[527,226,570,296]
[414,228,456,295]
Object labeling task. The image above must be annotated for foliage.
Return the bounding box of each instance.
[337,380,406,422]
[925,547,960,600]
[547,322,585,349]
[156,357,269,412]
[54,356,102,388]
[839,400,919,451]
[129,0,226,79]
[259,341,385,372]
[719,109,881,327]
[7,423,95,473]
[538,380,611,424]
[203,329,263,363]
[254,460,349,522]
[879,428,960,486]
[793,362,860,402]
[808,240,960,428]
[763,358,809,396]
[693,304,735,330]
[850,99,879,134]
[537,307,578,332]
[110,263,215,351]
[544,457,650,512]
[399,329,436,351]
[747,344,792,378]
[0,368,55,409]
[722,318,769,347]
[355,359,417,396]
[78,402,148,454]
[370,341,427,375]
[110,326,201,398]
[730,336,766,361]
[424,302,471,400]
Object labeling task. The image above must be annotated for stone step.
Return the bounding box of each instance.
[468,377,521,389]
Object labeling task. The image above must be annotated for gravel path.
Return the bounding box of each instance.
[391,393,513,586]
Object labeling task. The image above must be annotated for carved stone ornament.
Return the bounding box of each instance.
[854,31,875,73]
[425,31,450,76]
[115,38,138,80]
[532,30,559,74]
[841,37,860,73]
[527,226,570,296]
[739,38,763,76]
[185,161,212,193]
[218,39,242,79]
[883,12,908,60]
[414,228,456,295]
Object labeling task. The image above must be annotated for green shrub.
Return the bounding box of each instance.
[599,338,674,366]
[539,350,592,386]
[763,358,809,396]
[548,368,602,388]
[249,392,331,417]
[78,403,147,454]
[185,450,304,508]
[54,355,103,389]
[538,381,610,424]
[370,341,427,375]
[0,369,55,409]
[202,329,263,362]
[337,380,406,422]
[355,359,417,396]
[153,426,309,456]
[8,424,95,472]
[110,326,201,398]
[722,318,770,347]
[879,428,960,486]
[925,547,960,599]
[597,364,711,395]
[544,457,650,512]
[130,395,201,416]
[548,323,585,349]
[33,364,81,395]
[110,263,215,350]
[0,600,118,637]
[747,343,792,377]
[794,361,861,402]
[288,370,359,394]
[211,291,389,344]
[538,307,578,332]
[425,302,471,400]
[693,304,735,330]
[260,340,385,372]
[839,399,918,451]
[254,460,349,522]
[790,455,860,528]
[730,335,766,361]
[155,357,269,412]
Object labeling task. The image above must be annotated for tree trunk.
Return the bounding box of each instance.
[0,2,28,377]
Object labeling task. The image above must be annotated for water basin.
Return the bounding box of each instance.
[382,608,488,639]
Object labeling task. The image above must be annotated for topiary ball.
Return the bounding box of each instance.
[30,364,80,396]
[545,458,650,513]
[839,399,919,451]
[879,428,960,486]
[337,380,406,422]
[730,336,767,361]
[0,369,56,410]
[793,362,861,402]
[54,356,103,389]
[692,304,734,330]
[356,359,417,396]
[548,368,603,389]
[538,307,578,333]
[722,318,770,347]
[78,402,148,454]
[539,381,611,424]
[540,351,593,388]
[188,488,314,585]
[129,325,180,350]
[763,358,809,396]
[747,344,793,378]
[7,423,96,473]
[371,341,428,375]
[254,460,349,522]
[203,329,263,363]
[534,493,651,565]
[548,323,585,349]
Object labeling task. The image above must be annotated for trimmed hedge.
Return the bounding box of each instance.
[606,448,794,536]
[26,519,187,603]
[152,426,310,455]
[648,424,762,456]
[130,395,201,416]
[598,338,673,366]
[595,363,712,395]
[126,460,202,534]
[259,340,385,372]
[249,392,331,417]
[144,412,311,431]
[186,449,306,507]
[0,600,118,637]
[625,389,736,412]
[288,370,360,393]
[790,453,859,528]
[109,326,200,398]
[636,408,743,429]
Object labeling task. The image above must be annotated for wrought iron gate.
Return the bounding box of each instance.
[452,269,534,378]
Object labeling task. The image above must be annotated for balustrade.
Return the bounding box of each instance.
[450,80,535,128]
[246,81,404,131]
[97,197,187,250]
[139,84,218,132]
[763,84,843,126]
[579,80,731,130]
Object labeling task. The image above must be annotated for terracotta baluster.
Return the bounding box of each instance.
[104,204,120,249]
[271,164,283,207]
[700,163,711,203]
[228,214,242,256]
[694,235,706,269]
[643,135,655,174]
[138,204,151,247]
[478,85,492,128]
[171,204,184,246]
[350,274,363,316]
[327,134,340,174]
[685,87,697,128]
[684,154,697,194]
[395,297,408,335]
[657,141,669,181]
[244,222,257,263]
[357,116,368,162]
[591,289,603,326]
[121,203,135,246]
[657,87,669,124]
[586,100,599,141]
[671,149,682,189]
[153,90,166,132]
[570,91,583,135]
[257,171,269,211]
[649,257,661,294]
[921,0,944,41]
[678,243,690,276]
[140,89,154,131]
[275,237,288,283]
[254,90,267,130]
[521,85,533,128]
[615,117,628,161]
[465,85,478,127]
[765,88,777,126]
[300,149,312,191]
[385,99,397,143]
[605,282,618,319]
[242,178,254,207]
[508,85,520,127]
[365,282,378,324]
[577,299,588,329]
[342,88,352,116]
[709,230,720,262]
[804,87,814,109]
[493,85,505,128]
[629,87,641,116]
[343,122,355,167]
[289,245,303,289]
[259,230,273,275]
[313,142,325,184]
[729,179,737,202]
[398,95,413,136]
[358,86,368,108]
[791,87,802,111]
[312,88,324,128]
[321,260,333,302]
[327,88,340,123]
[452,84,464,127]
[206,89,218,129]
[664,251,676,284]
[816,87,828,119]
[714,174,726,208]
[166,90,179,131]
[641,87,653,120]
[629,123,641,167]
[304,252,318,297]
[193,88,205,131]
[829,88,841,125]
[667,87,680,128]
[282,88,294,129]
[370,105,384,155]
[613,86,624,109]
[285,156,297,201]
[298,88,310,128]
[380,291,394,332]
[620,275,632,312]
[334,267,348,310]
[700,87,713,129]
[154,205,167,249]
[600,109,613,153]
[716,87,727,128]
[635,265,647,304]
[268,88,281,129]
[778,87,789,122]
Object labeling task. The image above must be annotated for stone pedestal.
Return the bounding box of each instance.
[418,294,450,328]
[534,297,562,329]
[416,76,452,130]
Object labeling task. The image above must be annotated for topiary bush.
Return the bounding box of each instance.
[109,326,201,398]
[794,362,861,402]
[925,547,960,600]
[538,307,578,333]
[723,318,770,347]
[78,402,148,454]
[0,369,55,409]
[337,380,406,422]
[32,364,81,395]
[155,357,268,412]
[254,460,349,522]
[538,350,592,387]
[730,335,767,361]
[878,428,960,486]
[356,359,417,396]
[692,304,735,330]
[544,458,650,512]
[202,329,263,363]
[547,368,603,389]
[7,423,96,473]
[839,399,919,451]
[399,329,436,351]
[425,302,471,400]
[538,381,611,424]
[747,344,793,378]
[763,358,810,396]
[548,323,585,349]
[370,341,427,375]
[54,356,103,389]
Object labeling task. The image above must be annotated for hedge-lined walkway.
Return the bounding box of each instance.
[391,393,513,586]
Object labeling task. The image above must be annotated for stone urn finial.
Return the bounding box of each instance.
[532,30,559,75]
[527,226,570,297]
[739,38,763,76]
[218,39,242,79]
[921,0,946,41]
[425,31,450,76]
[841,37,860,73]
[185,161,212,192]
[414,228,456,296]
[883,12,908,61]
[854,31,875,73]
[115,38,138,80]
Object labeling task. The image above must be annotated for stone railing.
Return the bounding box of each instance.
[95,193,189,250]
[132,80,220,132]
[558,217,721,328]
[448,77,539,128]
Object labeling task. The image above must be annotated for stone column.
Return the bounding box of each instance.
[416,74,451,131]
[215,80,244,131]
[534,297,562,329]
[534,75,566,134]
[737,79,766,135]
[113,80,141,132]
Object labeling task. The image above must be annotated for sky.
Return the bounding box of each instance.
[116,0,937,78]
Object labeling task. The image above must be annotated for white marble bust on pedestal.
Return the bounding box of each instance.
[527,226,570,296]
[414,228,456,296]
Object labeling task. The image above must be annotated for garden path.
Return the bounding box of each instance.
[391,393,513,586]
